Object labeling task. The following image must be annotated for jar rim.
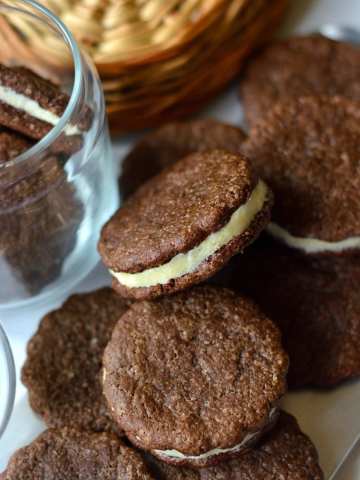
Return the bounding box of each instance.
[0,0,83,169]
[0,322,16,438]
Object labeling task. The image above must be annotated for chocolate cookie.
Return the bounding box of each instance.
[240,34,360,127]
[0,153,83,295]
[120,119,247,199]
[227,239,360,388]
[100,150,272,300]
[22,288,129,433]
[242,95,360,255]
[148,411,323,480]
[0,64,90,153]
[0,127,31,162]
[145,455,198,480]
[103,286,288,468]
[0,428,155,480]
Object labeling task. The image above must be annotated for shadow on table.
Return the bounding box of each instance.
[282,379,360,478]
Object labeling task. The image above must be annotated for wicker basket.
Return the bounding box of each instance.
[0,0,288,132]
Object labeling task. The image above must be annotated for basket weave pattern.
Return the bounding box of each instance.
[0,0,288,131]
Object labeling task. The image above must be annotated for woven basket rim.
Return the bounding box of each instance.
[0,0,288,132]
[0,0,257,68]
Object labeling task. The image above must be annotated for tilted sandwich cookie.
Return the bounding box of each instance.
[0,64,91,153]
[103,286,288,468]
[100,150,272,300]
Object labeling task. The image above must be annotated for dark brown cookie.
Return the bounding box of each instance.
[120,119,247,199]
[103,286,288,468]
[100,150,272,300]
[0,127,31,162]
[226,238,360,388]
[0,135,62,292]
[0,153,83,294]
[240,34,360,127]
[147,411,323,480]
[0,427,155,480]
[22,288,129,433]
[0,64,91,156]
[145,454,199,480]
[242,95,360,255]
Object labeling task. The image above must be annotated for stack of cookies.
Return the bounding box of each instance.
[0,64,87,294]
[238,34,360,389]
[3,33,359,479]
[3,119,322,478]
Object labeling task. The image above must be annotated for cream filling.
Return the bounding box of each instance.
[267,222,360,254]
[154,432,258,461]
[110,180,268,288]
[0,85,80,136]
[155,407,278,461]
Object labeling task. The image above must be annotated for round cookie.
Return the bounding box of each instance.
[22,288,129,433]
[103,286,288,468]
[120,119,247,199]
[227,239,360,388]
[0,428,155,480]
[148,411,323,480]
[242,95,360,255]
[100,150,273,300]
[239,34,360,127]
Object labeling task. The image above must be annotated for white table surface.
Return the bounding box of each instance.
[1,0,360,477]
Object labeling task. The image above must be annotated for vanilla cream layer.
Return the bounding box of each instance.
[154,432,257,461]
[155,407,277,461]
[111,180,268,289]
[267,222,360,254]
[0,85,80,136]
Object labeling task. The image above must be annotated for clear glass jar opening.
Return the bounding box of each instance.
[0,0,118,308]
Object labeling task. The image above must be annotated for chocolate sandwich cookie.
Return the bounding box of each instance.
[240,34,360,127]
[120,119,247,199]
[148,411,323,480]
[22,288,129,433]
[0,152,83,294]
[0,428,155,480]
[228,239,360,388]
[3,197,82,294]
[242,95,360,256]
[0,64,90,153]
[100,150,272,300]
[103,286,288,468]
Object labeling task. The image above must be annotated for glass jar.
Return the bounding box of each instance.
[0,0,118,309]
[0,323,15,438]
